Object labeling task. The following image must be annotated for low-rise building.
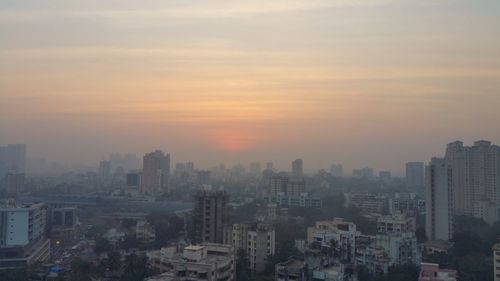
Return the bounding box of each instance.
[307,218,357,264]
[276,257,308,281]
[345,193,387,214]
[493,244,500,281]
[376,213,415,234]
[374,232,421,266]
[418,263,457,281]
[150,243,235,281]
[136,220,156,243]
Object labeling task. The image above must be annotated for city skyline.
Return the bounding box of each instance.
[1,0,500,174]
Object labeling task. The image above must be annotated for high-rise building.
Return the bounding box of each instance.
[4,171,25,196]
[0,144,26,179]
[98,160,111,180]
[250,162,262,177]
[406,162,425,189]
[445,142,469,215]
[140,150,170,194]
[266,162,274,170]
[445,140,500,222]
[193,189,229,244]
[330,164,343,177]
[292,158,303,177]
[425,158,453,241]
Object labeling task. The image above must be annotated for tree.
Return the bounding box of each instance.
[95,237,111,254]
[70,258,93,281]
[120,253,152,281]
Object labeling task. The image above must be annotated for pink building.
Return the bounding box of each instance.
[419,263,457,281]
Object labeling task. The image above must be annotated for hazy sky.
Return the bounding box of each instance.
[1,0,499,174]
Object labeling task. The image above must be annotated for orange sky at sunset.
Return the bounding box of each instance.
[1,0,499,174]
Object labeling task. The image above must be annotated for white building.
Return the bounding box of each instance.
[307,218,357,263]
[494,244,500,281]
[374,232,421,266]
[0,202,50,269]
[377,213,416,234]
[149,243,235,281]
[223,222,275,273]
[425,158,453,241]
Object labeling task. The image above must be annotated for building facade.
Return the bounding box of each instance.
[193,189,229,244]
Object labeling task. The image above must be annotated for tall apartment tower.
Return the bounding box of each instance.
[405,162,425,189]
[193,189,229,244]
[292,158,303,177]
[445,141,470,215]
[425,158,453,241]
[5,171,25,196]
[140,150,170,194]
[98,160,111,180]
[0,144,26,179]
[445,140,500,222]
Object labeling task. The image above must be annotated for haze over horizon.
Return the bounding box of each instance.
[1,0,499,174]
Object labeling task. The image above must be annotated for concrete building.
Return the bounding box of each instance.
[0,144,26,179]
[50,207,78,243]
[426,158,453,241]
[140,150,171,194]
[193,189,229,244]
[276,257,308,281]
[345,193,387,214]
[377,214,416,234]
[0,202,50,269]
[445,140,500,222]
[292,159,303,177]
[307,218,357,263]
[418,263,457,281]
[406,162,425,189]
[374,232,420,266]
[379,171,391,181]
[98,160,111,180]
[4,171,25,196]
[494,243,500,281]
[136,220,156,243]
[355,243,390,276]
[150,244,235,281]
[223,222,275,273]
[330,164,343,177]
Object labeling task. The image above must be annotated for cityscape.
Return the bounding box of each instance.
[1,1,500,281]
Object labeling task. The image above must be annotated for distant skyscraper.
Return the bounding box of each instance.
[5,171,25,196]
[126,172,141,187]
[0,144,26,178]
[425,158,453,241]
[330,164,343,177]
[406,162,425,189]
[193,189,229,244]
[98,160,111,180]
[379,171,391,181]
[266,162,273,170]
[292,158,303,177]
[250,162,261,176]
[140,150,170,194]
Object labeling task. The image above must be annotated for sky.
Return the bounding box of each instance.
[1,0,499,175]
